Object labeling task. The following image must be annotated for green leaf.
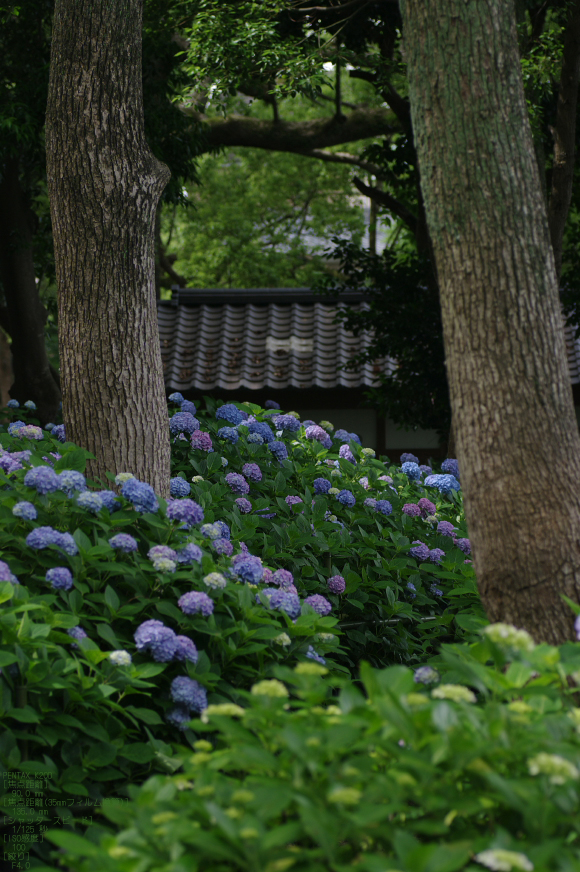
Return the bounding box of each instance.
[62,781,90,796]
[53,448,95,473]
[44,830,99,856]
[104,585,120,612]
[96,623,120,648]
[118,743,155,763]
[83,741,117,768]
[125,706,164,725]
[73,528,92,552]
[6,706,39,723]
[0,581,15,604]
[0,650,18,666]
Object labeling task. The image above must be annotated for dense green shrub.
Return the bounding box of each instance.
[47,627,580,872]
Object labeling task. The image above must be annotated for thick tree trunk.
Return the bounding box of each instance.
[45,0,171,496]
[0,159,61,423]
[400,0,580,644]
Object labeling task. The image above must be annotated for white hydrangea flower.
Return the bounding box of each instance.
[273,633,291,647]
[109,650,132,666]
[361,447,375,457]
[319,420,334,431]
[203,572,227,590]
[481,623,535,654]
[294,662,327,676]
[431,684,476,704]
[328,487,340,495]
[201,703,245,723]
[114,472,135,485]
[250,679,288,698]
[330,469,341,477]
[316,632,336,643]
[152,557,176,573]
[191,475,204,482]
[327,787,361,805]
[568,707,580,732]
[474,849,533,871]
[527,752,579,784]
[287,411,300,419]
[221,457,228,467]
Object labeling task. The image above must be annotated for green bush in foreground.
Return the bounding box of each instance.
[47,627,580,872]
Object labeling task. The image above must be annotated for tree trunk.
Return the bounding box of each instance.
[45,0,171,496]
[400,0,580,644]
[0,158,61,424]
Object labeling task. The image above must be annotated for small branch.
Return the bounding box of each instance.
[297,148,387,178]
[316,93,359,110]
[353,175,417,233]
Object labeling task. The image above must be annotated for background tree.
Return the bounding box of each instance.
[46,0,171,494]
[400,0,580,644]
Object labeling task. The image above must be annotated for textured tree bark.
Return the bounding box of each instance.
[45,0,171,496]
[400,0,580,643]
[0,159,61,423]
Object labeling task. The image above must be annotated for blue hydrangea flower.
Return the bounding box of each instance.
[46,567,73,591]
[272,568,295,589]
[166,705,193,730]
[336,489,355,507]
[441,458,460,480]
[168,392,184,404]
[211,537,233,556]
[175,543,203,564]
[180,400,197,415]
[95,490,121,512]
[169,412,200,436]
[269,441,288,462]
[44,423,55,431]
[200,523,221,539]
[216,403,244,425]
[178,590,214,616]
[134,620,177,661]
[236,498,252,513]
[264,400,280,410]
[305,646,326,665]
[247,421,275,443]
[214,520,230,539]
[376,500,393,516]
[429,548,445,564]
[174,635,198,663]
[109,533,138,553]
[0,560,19,584]
[269,589,301,619]
[26,526,65,551]
[414,665,440,685]
[57,532,79,556]
[430,584,443,597]
[58,470,87,496]
[170,477,191,497]
[313,478,332,494]
[218,426,239,444]
[242,463,262,482]
[424,474,461,494]
[420,464,432,475]
[406,581,417,599]
[401,461,422,481]
[225,472,249,494]
[67,626,88,647]
[6,399,19,409]
[247,433,264,444]
[166,498,204,528]
[232,556,264,584]
[7,421,25,436]
[303,595,332,616]
[409,541,430,562]
[170,676,207,712]
[52,424,66,443]
[121,479,159,514]
[400,452,419,464]
[272,414,300,433]
[148,545,178,562]
[24,466,60,495]
[12,501,37,521]
[76,492,104,513]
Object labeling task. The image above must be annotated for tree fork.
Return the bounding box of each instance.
[46,0,171,496]
[400,0,580,643]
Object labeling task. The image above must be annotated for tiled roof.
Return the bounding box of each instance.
[158,288,396,393]
[565,322,580,385]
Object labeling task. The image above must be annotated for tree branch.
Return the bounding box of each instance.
[349,69,411,133]
[352,175,417,233]
[297,148,386,178]
[182,106,396,152]
[548,0,580,279]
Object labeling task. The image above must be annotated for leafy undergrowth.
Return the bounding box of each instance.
[0,394,533,871]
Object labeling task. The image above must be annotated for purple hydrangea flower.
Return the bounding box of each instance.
[174,635,198,663]
[52,424,66,443]
[67,626,88,647]
[109,533,138,553]
[225,473,249,495]
[46,567,73,591]
[191,430,213,452]
[6,399,19,409]
[285,495,303,507]
[400,453,419,464]
[336,490,355,507]
[272,414,300,433]
[256,587,278,605]
[437,521,456,537]
[269,441,288,461]
[178,590,214,616]
[248,421,275,443]
[148,545,178,562]
[339,444,356,463]
[232,556,263,584]
[401,461,421,482]
[170,477,191,497]
[313,478,332,494]
[403,504,421,517]
[406,581,417,599]
[57,532,78,556]
[147,626,178,662]
[327,575,346,594]
[269,589,301,619]
[305,646,326,665]
[247,433,264,445]
[235,497,252,513]
[169,412,200,436]
[414,665,440,685]
[428,548,445,564]
[456,538,471,555]
[121,479,159,514]
[418,498,436,517]
[272,568,294,589]
[376,500,393,516]
[409,540,430,562]
[0,454,22,474]
[264,400,280,410]
[170,676,207,711]
[26,526,78,555]
[12,501,37,521]
[304,594,332,616]
[242,462,262,482]
[305,425,329,444]
[0,561,18,584]
[180,400,197,415]
[420,465,432,476]
[23,466,60,494]
[166,498,204,528]
[76,492,104,514]
[218,426,239,444]
[430,584,443,597]
[166,705,193,730]
[441,458,460,480]
[215,520,231,540]
[95,490,121,513]
[175,543,203,564]
[58,470,87,496]
[216,403,244,425]
[212,537,233,556]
